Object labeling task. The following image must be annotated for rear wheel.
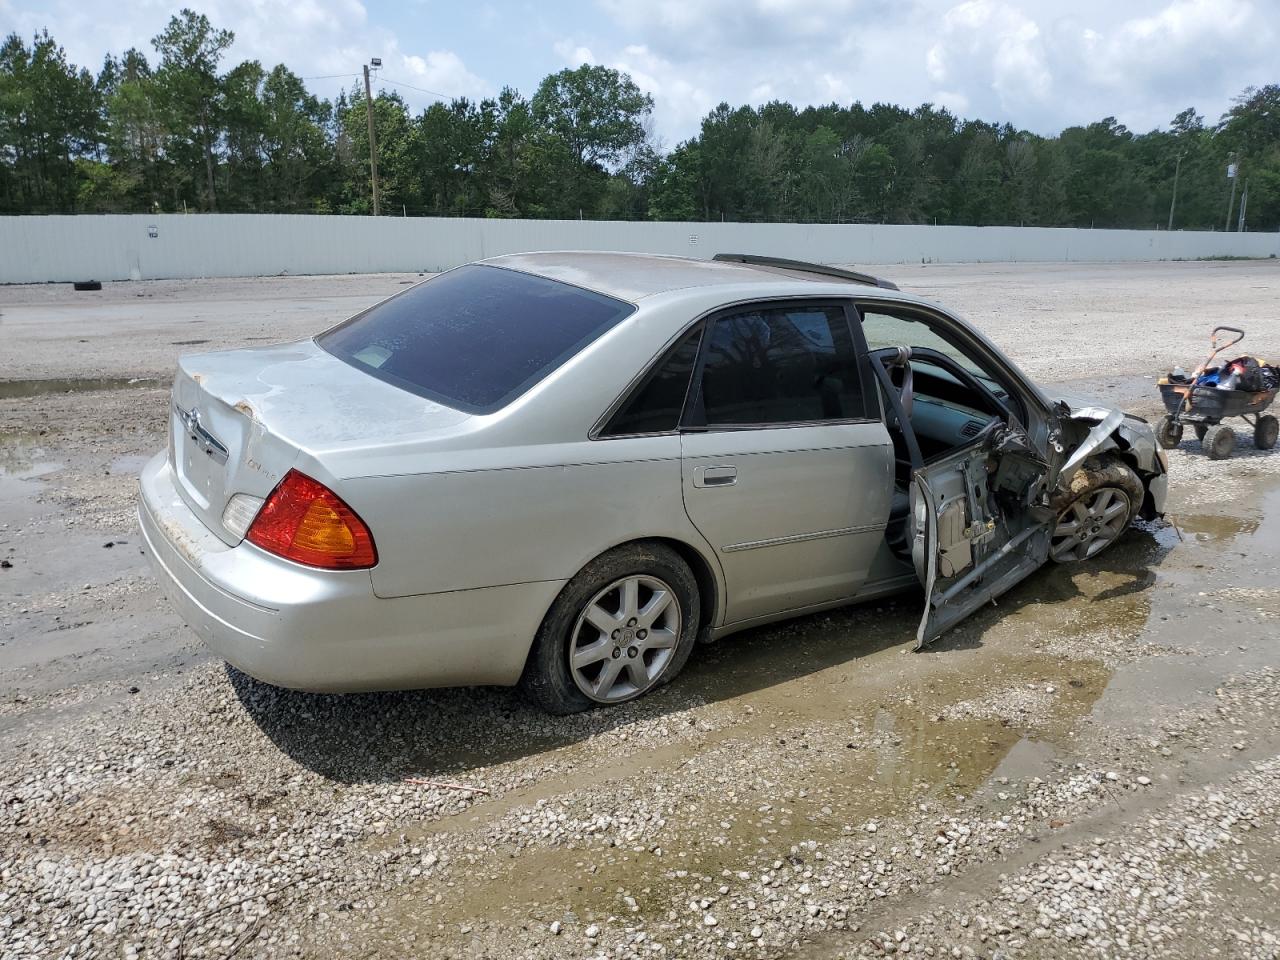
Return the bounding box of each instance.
[1254,415,1278,450]
[1155,415,1182,449]
[1203,424,1236,460]
[1049,457,1143,563]
[519,543,699,714]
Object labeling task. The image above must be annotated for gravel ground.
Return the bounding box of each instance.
[2,260,1279,959]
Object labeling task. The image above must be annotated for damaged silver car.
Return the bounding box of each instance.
[137,252,1168,713]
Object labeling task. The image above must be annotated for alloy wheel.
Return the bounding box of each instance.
[568,575,682,703]
[1050,487,1131,562]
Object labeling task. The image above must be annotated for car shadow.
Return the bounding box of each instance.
[229,522,1175,785]
[225,600,913,786]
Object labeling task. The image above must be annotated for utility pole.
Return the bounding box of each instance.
[1167,151,1183,231]
[1237,179,1249,232]
[1224,156,1238,232]
[363,60,381,217]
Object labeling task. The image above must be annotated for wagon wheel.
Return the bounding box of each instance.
[1203,424,1236,460]
[1155,415,1182,449]
[1255,415,1279,450]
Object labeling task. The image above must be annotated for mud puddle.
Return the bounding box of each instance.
[357,586,1129,942]
[0,376,163,399]
[0,429,61,478]
[379,649,1111,935]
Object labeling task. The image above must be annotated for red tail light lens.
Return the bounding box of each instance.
[246,470,377,569]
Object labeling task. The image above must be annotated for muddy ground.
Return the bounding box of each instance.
[2,260,1279,960]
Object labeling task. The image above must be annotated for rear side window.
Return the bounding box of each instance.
[601,326,703,436]
[695,305,867,426]
[318,265,635,413]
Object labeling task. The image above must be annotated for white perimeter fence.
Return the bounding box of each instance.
[1,214,1277,284]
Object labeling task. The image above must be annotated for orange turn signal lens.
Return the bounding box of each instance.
[245,469,377,569]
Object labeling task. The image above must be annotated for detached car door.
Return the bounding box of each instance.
[679,301,894,625]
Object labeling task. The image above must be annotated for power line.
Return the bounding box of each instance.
[378,75,452,100]
[296,70,451,101]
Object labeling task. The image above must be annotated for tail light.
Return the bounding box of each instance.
[246,469,377,569]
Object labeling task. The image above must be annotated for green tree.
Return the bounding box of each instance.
[151,9,234,210]
[1218,86,1280,229]
[531,65,653,215]
[338,88,422,215]
[95,48,166,210]
[259,66,333,212]
[0,30,99,212]
[484,87,538,217]
[3,21,1280,231]
[531,65,653,171]
[648,141,706,221]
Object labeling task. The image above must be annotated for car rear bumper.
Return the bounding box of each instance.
[137,452,564,692]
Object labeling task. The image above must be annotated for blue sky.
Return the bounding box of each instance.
[3,0,1276,145]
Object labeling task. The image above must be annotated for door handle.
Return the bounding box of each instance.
[694,465,738,488]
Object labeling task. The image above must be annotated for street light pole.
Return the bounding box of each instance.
[363,61,381,217]
[1224,155,1238,232]
[1167,151,1183,231]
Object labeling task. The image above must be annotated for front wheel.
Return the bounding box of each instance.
[519,543,700,714]
[1049,457,1144,563]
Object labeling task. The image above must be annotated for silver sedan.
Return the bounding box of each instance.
[138,252,1168,713]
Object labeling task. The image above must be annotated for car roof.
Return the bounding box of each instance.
[480,251,898,304]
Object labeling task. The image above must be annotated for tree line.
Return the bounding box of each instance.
[3,8,1278,231]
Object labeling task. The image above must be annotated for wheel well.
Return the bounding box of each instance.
[1105,441,1159,520]
[643,537,720,642]
[557,537,720,643]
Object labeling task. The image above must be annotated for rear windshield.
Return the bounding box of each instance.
[317,265,636,413]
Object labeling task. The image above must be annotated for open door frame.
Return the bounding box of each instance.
[867,348,1053,648]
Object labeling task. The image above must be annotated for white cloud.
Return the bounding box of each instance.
[3,0,1273,144]
[560,0,913,143]
[399,50,488,99]
[927,1,1052,108]
[921,0,1275,131]
[552,39,598,65]
[0,0,490,108]
[566,0,1278,141]
[1086,0,1265,91]
[598,0,876,55]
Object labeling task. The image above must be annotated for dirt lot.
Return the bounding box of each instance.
[2,260,1280,960]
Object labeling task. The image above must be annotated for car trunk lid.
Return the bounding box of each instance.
[170,339,471,545]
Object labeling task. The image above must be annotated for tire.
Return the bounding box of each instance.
[1048,456,1144,563]
[1203,423,1236,460]
[1254,415,1278,450]
[72,280,102,291]
[1155,415,1182,449]
[519,543,700,715]
[1193,423,1209,442]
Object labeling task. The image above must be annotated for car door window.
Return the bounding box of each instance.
[860,308,1012,400]
[601,326,703,436]
[695,305,867,427]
